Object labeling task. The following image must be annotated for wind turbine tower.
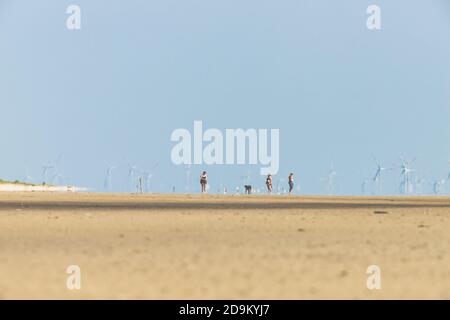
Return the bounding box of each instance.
[372,157,392,195]
[399,158,415,195]
[104,165,117,192]
[128,165,137,192]
[326,164,337,195]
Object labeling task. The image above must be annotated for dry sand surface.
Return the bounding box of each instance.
[0,192,449,299]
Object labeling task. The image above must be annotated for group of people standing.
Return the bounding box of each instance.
[199,171,295,195]
[265,173,295,195]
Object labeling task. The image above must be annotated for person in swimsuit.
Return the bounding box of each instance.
[288,173,294,195]
[266,174,273,194]
[200,171,208,193]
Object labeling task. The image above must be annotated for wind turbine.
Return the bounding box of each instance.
[140,172,152,193]
[41,165,54,184]
[128,165,138,192]
[51,153,63,184]
[432,179,446,195]
[141,162,159,193]
[398,158,416,195]
[42,154,63,185]
[51,154,64,183]
[372,156,392,195]
[326,164,337,195]
[104,165,117,192]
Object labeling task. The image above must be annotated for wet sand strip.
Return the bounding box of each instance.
[1,200,450,211]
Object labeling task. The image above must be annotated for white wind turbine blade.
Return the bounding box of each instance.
[373,168,381,182]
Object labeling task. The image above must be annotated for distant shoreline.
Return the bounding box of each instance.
[0,183,85,192]
[0,192,449,210]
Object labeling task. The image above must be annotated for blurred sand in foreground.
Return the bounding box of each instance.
[0,192,449,299]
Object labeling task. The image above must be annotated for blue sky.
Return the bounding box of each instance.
[0,0,449,194]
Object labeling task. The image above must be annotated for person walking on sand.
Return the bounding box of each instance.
[266,174,273,194]
[200,171,208,193]
[288,173,294,195]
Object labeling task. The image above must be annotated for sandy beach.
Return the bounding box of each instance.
[0,192,449,299]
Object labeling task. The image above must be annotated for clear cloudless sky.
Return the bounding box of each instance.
[1,0,449,194]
